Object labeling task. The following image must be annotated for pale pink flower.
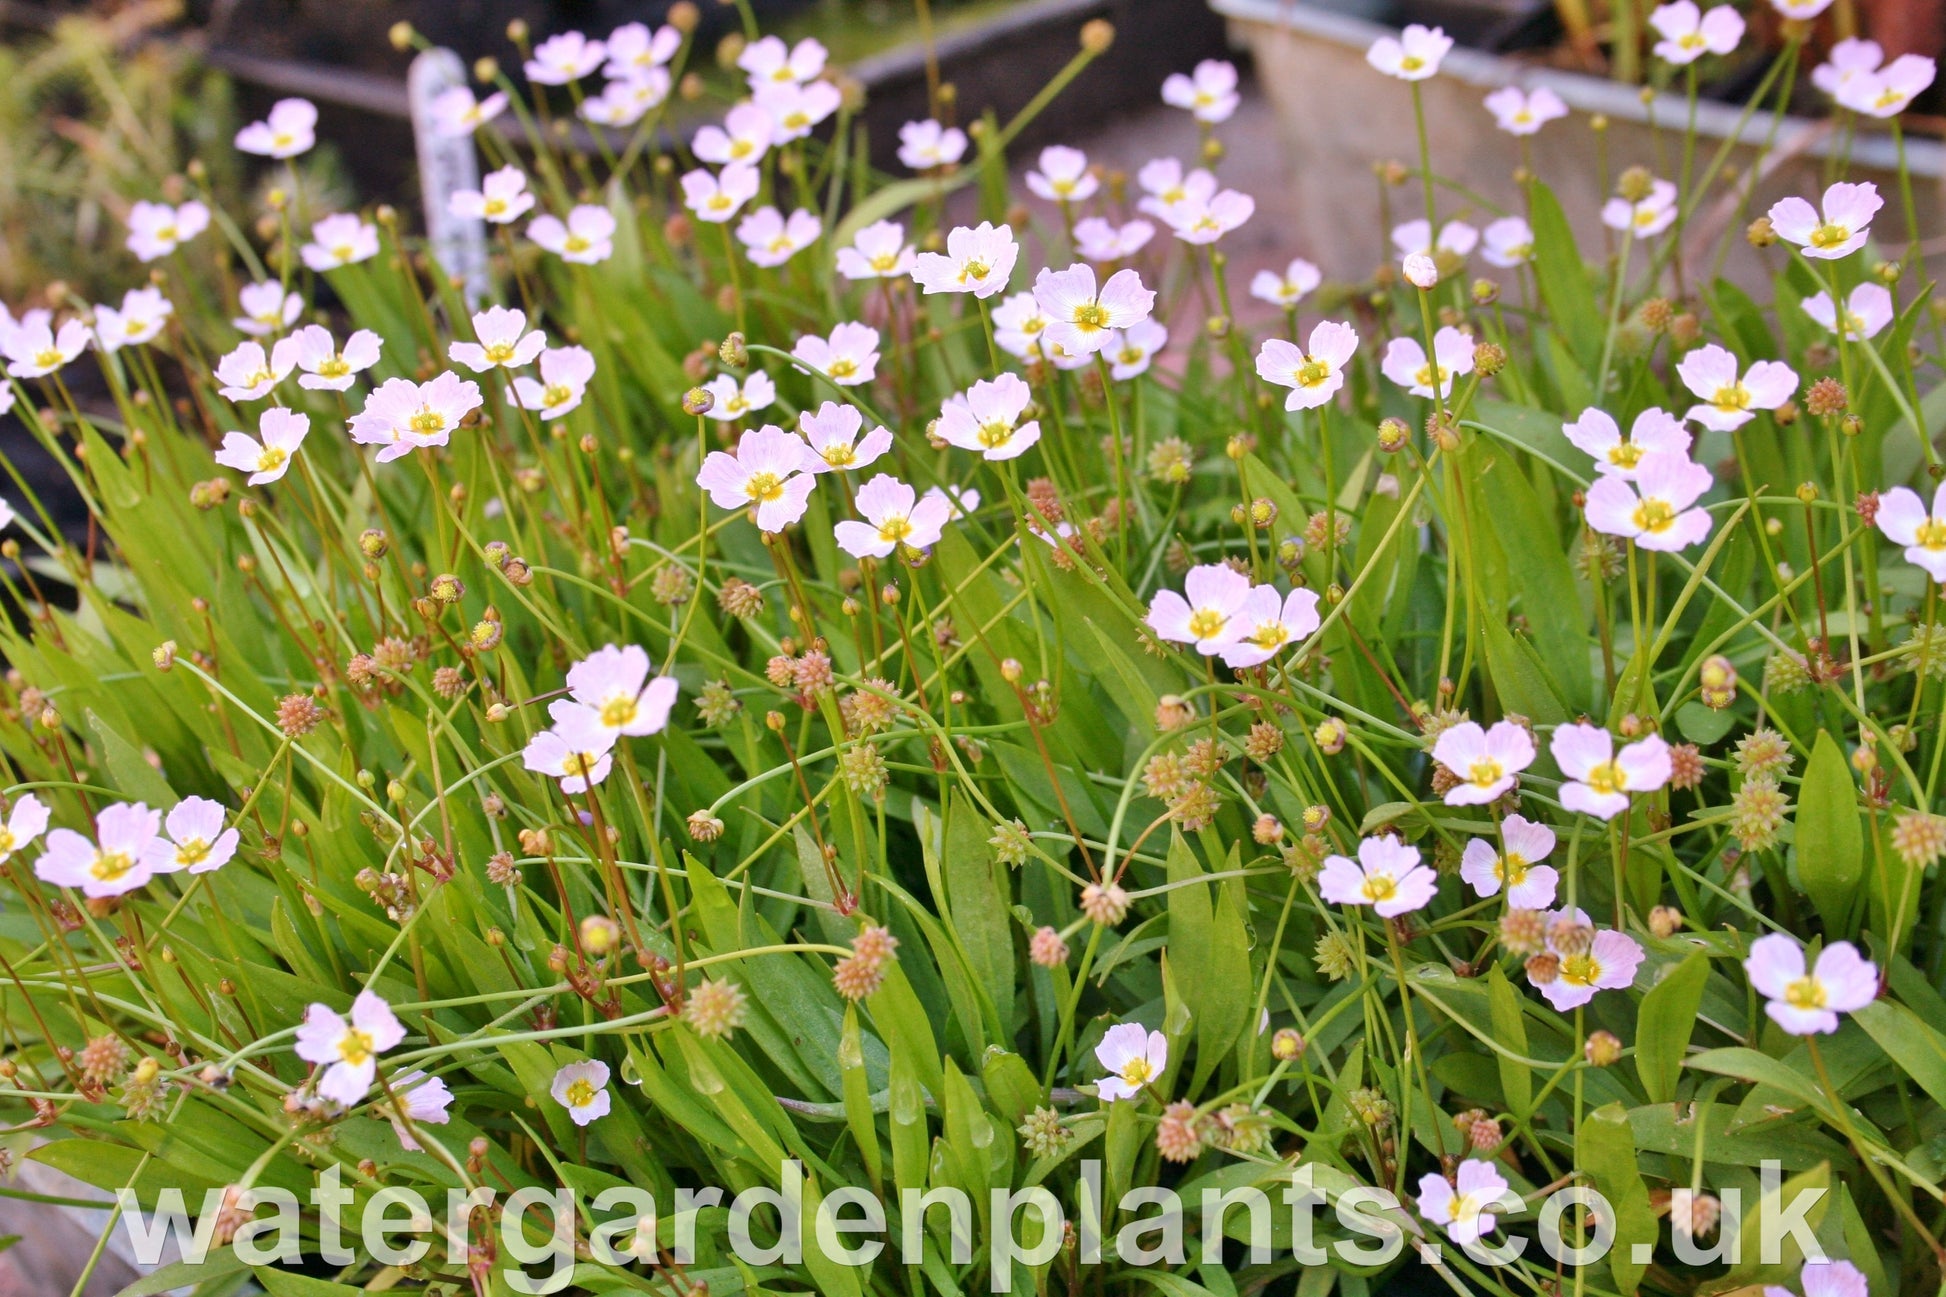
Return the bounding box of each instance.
[1768,182,1881,259]
[554,643,679,740]
[1676,343,1797,430]
[449,306,546,373]
[525,31,606,84]
[522,711,616,794]
[798,400,892,471]
[835,221,915,280]
[551,1059,612,1125]
[158,796,240,874]
[1074,217,1155,263]
[350,372,484,462]
[1837,55,1934,117]
[924,485,980,520]
[93,287,173,352]
[581,71,670,127]
[450,166,535,225]
[897,119,967,170]
[1217,586,1321,669]
[1459,814,1557,909]
[1146,563,1254,653]
[1320,834,1439,917]
[911,222,1018,298]
[1602,179,1679,237]
[1418,1160,1514,1246]
[1650,2,1745,63]
[1256,321,1358,410]
[693,104,773,167]
[936,372,1040,460]
[288,324,380,391]
[1035,264,1154,357]
[1432,720,1536,805]
[528,205,616,264]
[1135,158,1215,222]
[1563,406,1692,478]
[681,164,762,224]
[235,98,316,158]
[1481,216,1536,267]
[0,793,50,865]
[34,802,170,899]
[125,199,209,262]
[1875,482,1946,582]
[1381,326,1475,399]
[1401,253,1440,289]
[1104,319,1169,382]
[429,86,507,138]
[300,213,380,272]
[991,291,1050,359]
[1250,258,1322,308]
[736,206,822,268]
[1095,1022,1168,1101]
[1745,935,1877,1035]
[1813,38,1884,97]
[834,473,952,558]
[1162,59,1241,122]
[1366,24,1454,80]
[755,80,841,143]
[215,407,309,485]
[1,316,88,378]
[1484,85,1568,134]
[1767,1261,1869,1297]
[738,35,827,87]
[1535,910,1643,1009]
[702,371,777,423]
[1550,724,1673,820]
[792,322,879,386]
[1160,188,1255,244]
[604,22,681,77]
[1768,0,1834,20]
[696,424,818,531]
[1585,452,1714,551]
[1027,145,1099,203]
[295,990,404,1106]
[214,339,296,402]
[1392,219,1480,260]
[233,280,301,337]
[385,1069,454,1151]
[508,346,596,421]
[1802,283,1894,340]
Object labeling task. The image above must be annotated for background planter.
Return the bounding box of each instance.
[1212,0,1945,290]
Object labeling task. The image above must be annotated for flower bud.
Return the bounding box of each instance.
[1584,1030,1623,1067]
[682,388,714,417]
[1648,905,1683,938]
[1079,18,1115,52]
[1402,253,1438,289]
[719,332,747,367]
[1271,1028,1306,1060]
[1377,417,1411,454]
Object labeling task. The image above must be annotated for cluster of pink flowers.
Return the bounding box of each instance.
[1145,564,1324,669]
[521,644,679,793]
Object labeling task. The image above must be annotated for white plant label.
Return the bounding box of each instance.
[409,48,489,305]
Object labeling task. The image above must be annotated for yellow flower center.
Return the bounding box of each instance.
[1246,621,1290,650]
[157,224,179,242]
[743,471,785,503]
[1495,852,1529,885]
[257,447,288,473]
[484,341,516,363]
[543,383,573,409]
[730,139,755,159]
[1072,303,1108,331]
[1361,872,1398,903]
[409,409,448,435]
[0,828,14,857]
[1561,953,1601,986]
[1584,759,1628,796]
[959,260,990,284]
[1117,344,1143,365]
[332,244,353,261]
[90,850,136,882]
[176,838,212,868]
[601,695,638,728]
[978,421,1014,449]
[1679,32,1705,48]
[318,356,350,377]
[1414,361,1447,389]
[1632,498,1678,533]
[877,515,913,544]
[826,358,858,379]
[1784,975,1826,1009]
[33,349,63,369]
[1186,608,1228,640]
[1296,359,1331,388]
[565,1078,596,1106]
[1711,384,1750,412]
[563,752,603,778]
[1399,55,1424,71]
[820,444,855,466]
[870,252,899,272]
[335,1028,374,1066]
[707,195,732,213]
[564,235,590,253]
[1608,441,1645,469]
[484,198,507,217]
[782,111,809,130]
[1466,757,1505,789]
[1808,222,1850,250]
[1913,518,1946,550]
[1119,1057,1153,1086]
